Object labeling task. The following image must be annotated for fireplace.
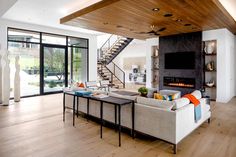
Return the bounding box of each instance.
[164,77,195,88]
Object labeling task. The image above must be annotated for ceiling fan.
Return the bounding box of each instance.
[138,25,166,36]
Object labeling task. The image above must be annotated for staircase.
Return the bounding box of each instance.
[97,35,133,88]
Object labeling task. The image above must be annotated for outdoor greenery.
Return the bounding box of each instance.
[44,48,65,80]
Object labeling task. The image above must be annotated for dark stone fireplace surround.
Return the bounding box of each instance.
[159,32,203,95]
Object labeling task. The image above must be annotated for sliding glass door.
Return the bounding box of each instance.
[42,45,67,94]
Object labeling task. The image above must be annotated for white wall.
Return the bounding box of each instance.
[113,39,151,82]
[0,18,97,81]
[97,34,111,48]
[112,38,159,85]
[203,28,236,103]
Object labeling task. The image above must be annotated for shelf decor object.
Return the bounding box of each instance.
[206,80,215,87]
[1,50,11,105]
[14,55,20,102]
[203,40,217,100]
[206,61,215,71]
[204,41,216,54]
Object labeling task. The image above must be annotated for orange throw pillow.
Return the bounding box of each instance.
[78,83,85,88]
[183,94,200,106]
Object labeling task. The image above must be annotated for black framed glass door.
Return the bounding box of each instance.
[41,44,68,94]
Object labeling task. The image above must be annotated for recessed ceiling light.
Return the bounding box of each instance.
[164,13,173,17]
[158,27,166,32]
[116,25,123,28]
[103,22,108,25]
[176,19,182,22]
[152,8,160,12]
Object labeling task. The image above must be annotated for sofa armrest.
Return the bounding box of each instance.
[175,103,195,144]
[135,103,176,143]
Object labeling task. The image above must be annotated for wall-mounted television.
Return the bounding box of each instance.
[165,52,195,69]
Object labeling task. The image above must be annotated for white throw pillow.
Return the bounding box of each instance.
[136,97,174,111]
[191,90,202,99]
[173,98,190,110]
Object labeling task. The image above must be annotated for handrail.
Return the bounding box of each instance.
[109,62,125,88]
[100,35,113,51]
[112,61,125,75]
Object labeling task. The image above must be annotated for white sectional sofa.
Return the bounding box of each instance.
[64,90,211,154]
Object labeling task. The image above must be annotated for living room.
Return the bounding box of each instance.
[0,0,236,156]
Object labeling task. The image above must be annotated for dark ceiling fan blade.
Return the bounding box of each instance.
[158,27,166,32]
[147,30,156,34]
[137,31,147,34]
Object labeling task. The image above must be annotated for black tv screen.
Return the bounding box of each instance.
[165,52,195,69]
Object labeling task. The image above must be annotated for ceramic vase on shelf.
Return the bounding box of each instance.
[204,42,215,54]
[14,55,20,102]
[0,53,2,104]
[154,48,159,57]
[1,50,10,105]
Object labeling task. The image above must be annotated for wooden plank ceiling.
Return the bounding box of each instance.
[60,0,236,39]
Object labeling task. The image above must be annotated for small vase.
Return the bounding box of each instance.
[205,43,215,54]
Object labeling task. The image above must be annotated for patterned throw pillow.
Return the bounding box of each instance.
[154,93,166,100]
[167,93,179,101]
[154,93,178,101]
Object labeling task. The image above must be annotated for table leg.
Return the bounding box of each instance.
[63,93,65,122]
[118,105,121,147]
[73,95,75,126]
[100,101,103,139]
[115,105,117,132]
[77,97,79,118]
[132,101,135,138]
[87,98,90,121]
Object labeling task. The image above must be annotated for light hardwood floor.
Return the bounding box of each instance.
[0,94,236,157]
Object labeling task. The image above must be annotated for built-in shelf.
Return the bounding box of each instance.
[151,56,159,58]
[205,70,216,72]
[205,53,217,56]
[203,40,217,100]
[151,46,159,88]
[204,85,216,89]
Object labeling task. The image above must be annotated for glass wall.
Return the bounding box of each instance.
[8,28,40,97]
[68,47,88,83]
[8,28,88,97]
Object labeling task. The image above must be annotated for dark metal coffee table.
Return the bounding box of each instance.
[63,91,135,146]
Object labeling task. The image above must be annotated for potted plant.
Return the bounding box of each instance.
[138,87,148,97]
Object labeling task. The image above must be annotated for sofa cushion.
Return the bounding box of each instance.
[160,90,181,99]
[173,98,190,110]
[191,90,202,99]
[136,97,174,111]
[109,92,137,101]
